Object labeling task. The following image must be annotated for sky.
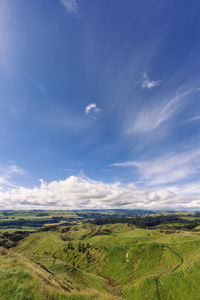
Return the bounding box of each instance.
[0,0,200,210]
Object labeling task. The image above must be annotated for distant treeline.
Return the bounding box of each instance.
[76,210,154,219]
[91,214,200,229]
[0,216,80,228]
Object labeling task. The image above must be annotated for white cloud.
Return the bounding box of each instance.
[169,182,200,196]
[141,72,160,89]
[111,148,200,186]
[60,0,79,15]
[127,90,189,133]
[0,175,148,209]
[0,160,199,210]
[0,174,199,210]
[85,103,101,116]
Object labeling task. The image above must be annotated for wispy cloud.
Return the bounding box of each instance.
[85,103,102,116]
[127,90,189,133]
[60,0,79,16]
[111,148,200,186]
[141,72,160,89]
[0,163,26,190]
[183,114,200,124]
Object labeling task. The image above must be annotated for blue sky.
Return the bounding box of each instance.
[0,0,200,209]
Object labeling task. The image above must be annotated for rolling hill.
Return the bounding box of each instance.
[8,222,200,300]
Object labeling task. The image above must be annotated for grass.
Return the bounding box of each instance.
[0,247,117,300]
[1,221,200,299]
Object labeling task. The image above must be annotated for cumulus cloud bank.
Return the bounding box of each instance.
[0,175,200,210]
[0,176,146,209]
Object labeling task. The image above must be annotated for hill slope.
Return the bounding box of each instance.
[11,223,200,299]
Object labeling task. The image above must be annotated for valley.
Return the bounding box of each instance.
[0,210,200,299]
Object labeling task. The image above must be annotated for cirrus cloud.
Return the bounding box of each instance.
[127,90,190,133]
[0,163,26,189]
[111,148,200,186]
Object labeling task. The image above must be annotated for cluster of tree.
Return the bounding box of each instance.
[183,222,200,229]
[36,212,49,217]
[39,225,60,232]
[92,228,111,236]
[64,241,91,253]
[0,231,30,248]
[78,242,91,253]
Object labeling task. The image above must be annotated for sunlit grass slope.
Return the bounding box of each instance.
[0,247,118,300]
[13,223,200,299]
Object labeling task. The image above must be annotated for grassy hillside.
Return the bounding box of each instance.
[11,222,200,300]
[0,246,118,300]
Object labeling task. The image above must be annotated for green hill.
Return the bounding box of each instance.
[9,222,200,299]
[0,246,118,300]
